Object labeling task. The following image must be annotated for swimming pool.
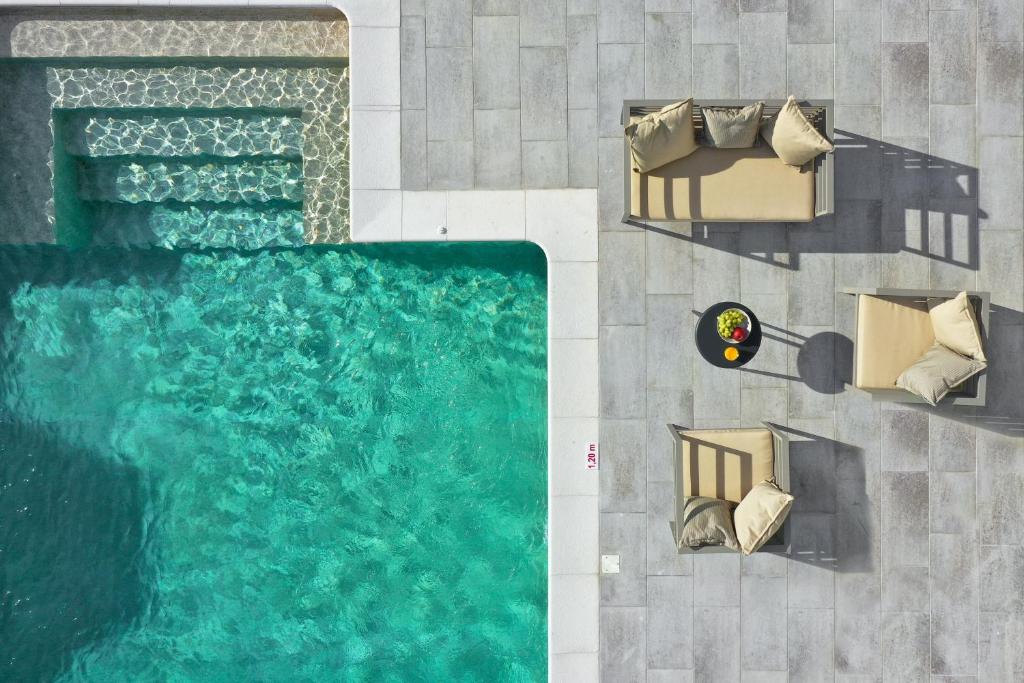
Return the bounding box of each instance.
[0,243,548,681]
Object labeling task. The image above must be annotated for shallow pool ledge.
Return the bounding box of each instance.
[351,188,602,681]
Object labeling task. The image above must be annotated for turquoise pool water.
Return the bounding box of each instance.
[0,243,548,682]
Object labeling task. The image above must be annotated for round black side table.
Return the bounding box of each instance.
[694,301,762,368]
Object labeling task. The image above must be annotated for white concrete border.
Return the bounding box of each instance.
[0,2,601,679]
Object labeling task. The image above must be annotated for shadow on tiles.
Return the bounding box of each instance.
[744,322,849,396]
[774,424,872,575]
[687,308,848,394]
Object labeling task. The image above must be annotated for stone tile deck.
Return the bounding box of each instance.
[399,0,1024,680]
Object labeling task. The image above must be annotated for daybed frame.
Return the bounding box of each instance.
[621,99,835,226]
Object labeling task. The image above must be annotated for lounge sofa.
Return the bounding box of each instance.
[667,422,791,554]
[621,99,834,225]
[844,288,990,406]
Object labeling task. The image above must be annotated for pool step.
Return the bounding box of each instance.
[77,159,304,204]
[88,202,305,250]
[64,112,304,159]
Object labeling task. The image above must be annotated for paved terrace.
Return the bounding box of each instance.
[400,0,1024,681]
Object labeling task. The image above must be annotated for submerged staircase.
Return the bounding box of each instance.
[58,110,306,249]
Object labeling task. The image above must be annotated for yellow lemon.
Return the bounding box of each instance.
[723,347,739,362]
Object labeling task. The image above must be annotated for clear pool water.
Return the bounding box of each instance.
[0,243,548,682]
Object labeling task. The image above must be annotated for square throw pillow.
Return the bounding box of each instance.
[677,496,739,550]
[626,99,697,173]
[928,291,986,361]
[760,96,834,166]
[733,480,794,555]
[896,342,987,406]
[700,101,764,148]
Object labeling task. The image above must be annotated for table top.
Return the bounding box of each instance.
[694,301,762,368]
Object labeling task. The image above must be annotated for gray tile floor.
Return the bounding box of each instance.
[400,0,1024,680]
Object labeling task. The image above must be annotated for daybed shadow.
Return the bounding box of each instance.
[834,131,982,270]
[0,419,153,682]
[638,131,983,273]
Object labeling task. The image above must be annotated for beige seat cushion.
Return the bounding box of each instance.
[679,428,775,504]
[733,480,794,555]
[760,95,834,166]
[896,342,987,406]
[929,292,986,361]
[626,99,698,173]
[855,295,936,390]
[629,145,816,222]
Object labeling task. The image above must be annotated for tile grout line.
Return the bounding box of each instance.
[972,6,981,676]
[831,7,840,675]
[925,5,934,678]
[641,10,650,676]
[877,3,890,675]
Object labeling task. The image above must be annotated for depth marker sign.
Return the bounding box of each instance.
[585,442,599,470]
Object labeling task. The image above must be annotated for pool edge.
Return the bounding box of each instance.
[350,187,602,681]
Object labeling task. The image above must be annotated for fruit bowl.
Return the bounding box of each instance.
[716,308,750,344]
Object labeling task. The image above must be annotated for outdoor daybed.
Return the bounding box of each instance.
[844,288,990,406]
[622,99,834,225]
[667,422,792,555]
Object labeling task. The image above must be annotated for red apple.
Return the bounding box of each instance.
[731,327,747,342]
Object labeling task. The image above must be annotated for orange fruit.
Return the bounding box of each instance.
[723,347,739,362]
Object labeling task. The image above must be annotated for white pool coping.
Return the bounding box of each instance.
[0,1,602,679]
